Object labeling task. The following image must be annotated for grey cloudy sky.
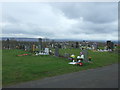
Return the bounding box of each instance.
[1,2,118,40]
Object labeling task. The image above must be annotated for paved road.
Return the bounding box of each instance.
[4,64,118,88]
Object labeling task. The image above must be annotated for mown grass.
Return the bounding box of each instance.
[2,49,119,86]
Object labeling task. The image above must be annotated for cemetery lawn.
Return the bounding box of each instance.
[2,49,119,86]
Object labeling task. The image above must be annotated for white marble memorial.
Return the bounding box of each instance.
[44,48,49,55]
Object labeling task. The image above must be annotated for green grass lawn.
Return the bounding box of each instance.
[2,49,119,86]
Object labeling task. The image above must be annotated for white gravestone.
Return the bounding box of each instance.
[44,48,49,55]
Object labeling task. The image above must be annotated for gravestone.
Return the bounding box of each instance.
[76,42,79,48]
[82,40,86,47]
[24,45,27,51]
[32,44,36,52]
[58,43,61,48]
[26,45,30,51]
[106,41,114,51]
[51,40,55,48]
[51,44,54,48]
[82,49,88,62]
[6,38,10,49]
[92,43,98,50]
[63,43,67,49]
[64,53,70,58]
[71,44,74,48]
[38,38,42,52]
[55,46,59,56]
[44,48,49,55]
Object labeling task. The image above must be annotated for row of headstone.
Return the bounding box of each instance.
[3,38,115,54]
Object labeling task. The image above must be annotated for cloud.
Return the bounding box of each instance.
[52,2,118,24]
[1,2,118,40]
[71,20,117,35]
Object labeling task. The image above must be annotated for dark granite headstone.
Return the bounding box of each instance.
[58,43,61,48]
[6,38,10,49]
[71,44,74,48]
[38,38,42,51]
[76,42,79,48]
[106,41,114,51]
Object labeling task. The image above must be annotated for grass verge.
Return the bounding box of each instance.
[2,49,119,86]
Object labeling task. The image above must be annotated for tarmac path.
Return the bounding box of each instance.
[4,64,118,88]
